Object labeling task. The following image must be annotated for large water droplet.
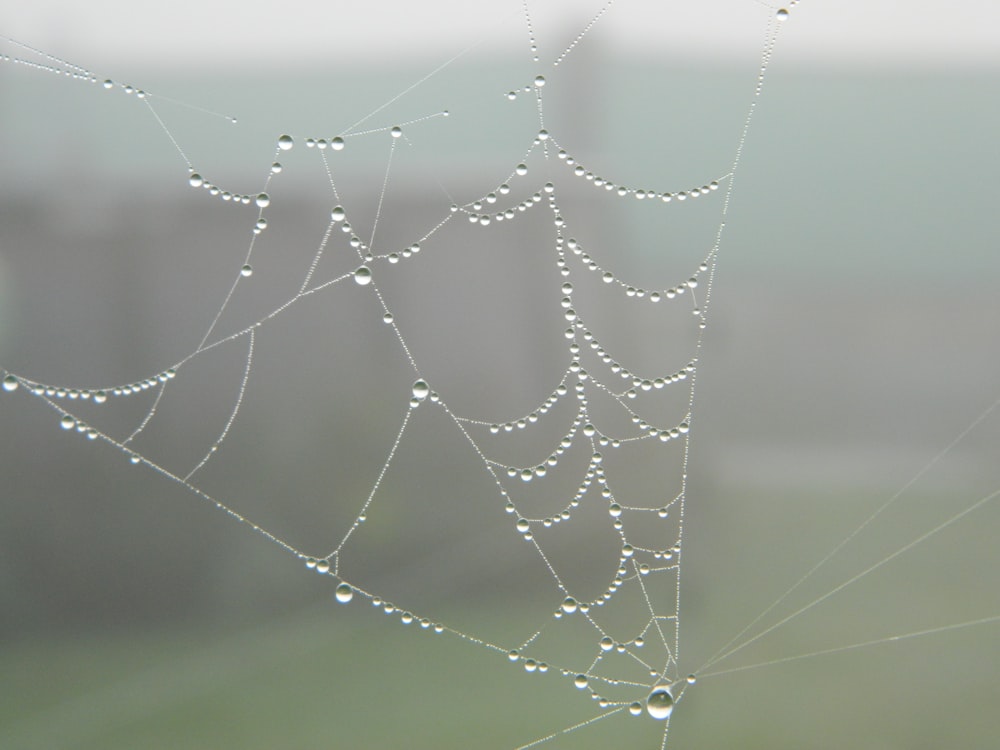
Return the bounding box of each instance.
[2,375,18,392]
[776,8,789,21]
[255,193,270,208]
[335,583,354,603]
[646,686,674,720]
[331,206,346,222]
[561,597,578,614]
[574,674,588,689]
[354,266,372,285]
[60,415,75,430]
[278,134,294,150]
[240,264,253,277]
[188,173,204,188]
[331,136,345,150]
[412,379,430,400]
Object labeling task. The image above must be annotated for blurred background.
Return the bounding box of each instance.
[1,1,998,748]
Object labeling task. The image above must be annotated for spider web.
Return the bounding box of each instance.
[1,2,999,748]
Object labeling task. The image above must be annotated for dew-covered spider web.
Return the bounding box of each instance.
[2,1,999,748]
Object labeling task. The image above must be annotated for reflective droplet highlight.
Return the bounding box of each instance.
[646,686,674,720]
[412,379,430,400]
[354,266,372,285]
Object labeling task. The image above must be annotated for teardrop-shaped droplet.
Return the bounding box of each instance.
[646,686,674,720]
[335,583,354,603]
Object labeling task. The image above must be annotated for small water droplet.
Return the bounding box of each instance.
[2,375,18,392]
[599,636,614,651]
[335,583,354,603]
[647,686,674,720]
[315,559,330,574]
[278,134,294,150]
[354,266,372,285]
[240,264,253,277]
[60,415,75,430]
[411,379,430,401]
[534,75,546,87]
[777,8,789,21]
[390,126,402,138]
[629,702,643,717]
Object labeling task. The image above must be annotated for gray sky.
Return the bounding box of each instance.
[3,0,999,71]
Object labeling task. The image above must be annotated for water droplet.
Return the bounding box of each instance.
[507,649,520,662]
[60,415,75,430]
[646,686,674,720]
[278,134,294,150]
[629,702,643,716]
[391,126,402,138]
[599,636,614,651]
[335,583,354,603]
[574,674,588,689]
[331,136,345,150]
[406,379,429,402]
[102,79,114,89]
[354,266,372,285]
[534,75,546,87]
[562,597,578,614]
[188,173,204,188]
[776,8,789,21]
[315,559,330,574]
[240,264,253,277]
[2,375,18,392]
[255,193,270,208]
[516,163,528,176]
[516,518,530,533]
